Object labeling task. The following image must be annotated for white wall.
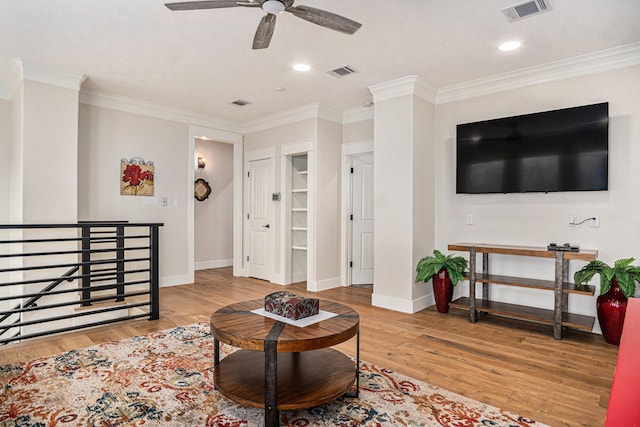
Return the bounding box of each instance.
[0,99,9,223]
[435,65,640,325]
[8,85,23,223]
[78,104,190,285]
[22,80,80,222]
[412,96,436,303]
[194,138,234,269]
[244,118,315,283]
[244,116,344,288]
[343,119,373,144]
[373,95,415,305]
[314,118,342,283]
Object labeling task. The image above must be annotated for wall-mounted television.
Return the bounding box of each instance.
[456,102,609,194]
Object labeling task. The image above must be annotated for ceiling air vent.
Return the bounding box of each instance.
[327,65,359,78]
[502,0,550,22]
[230,99,251,107]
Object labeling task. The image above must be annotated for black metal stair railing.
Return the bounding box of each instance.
[0,222,163,345]
[0,265,79,339]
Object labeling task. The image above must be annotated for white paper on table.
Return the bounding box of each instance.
[250,308,338,327]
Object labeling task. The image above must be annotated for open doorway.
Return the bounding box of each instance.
[194,138,234,271]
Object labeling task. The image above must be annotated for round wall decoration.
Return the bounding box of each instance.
[194,178,212,201]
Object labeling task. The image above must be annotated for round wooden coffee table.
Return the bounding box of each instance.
[210,299,360,427]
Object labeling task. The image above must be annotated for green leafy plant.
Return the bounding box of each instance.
[574,258,640,298]
[416,250,468,286]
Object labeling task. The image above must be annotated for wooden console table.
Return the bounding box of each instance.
[447,243,597,339]
[210,299,360,427]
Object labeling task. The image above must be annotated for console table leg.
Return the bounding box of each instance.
[553,251,564,340]
[469,246,478,323]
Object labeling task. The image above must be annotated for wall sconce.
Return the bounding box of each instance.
[197,157,206,169]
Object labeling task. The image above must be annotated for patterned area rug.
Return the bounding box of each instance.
[0,323,549,426]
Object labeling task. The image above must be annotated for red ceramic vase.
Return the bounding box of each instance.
[596,277,627,346]
[433,268,453,313]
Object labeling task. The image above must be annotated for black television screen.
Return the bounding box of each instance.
[456,102,609,194]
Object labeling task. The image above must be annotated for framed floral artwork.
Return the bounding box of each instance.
[120,157,154,196]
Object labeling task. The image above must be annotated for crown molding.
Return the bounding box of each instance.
[241,103,343,134]
[7,58,87,95]
[369,75,436,104]
[436,42,640,104]
[343,106,374,124]
[80,90,242,133]
[317,104,344,124]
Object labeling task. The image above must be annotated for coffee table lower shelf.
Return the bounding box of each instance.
[214,348,357,410]
[449,297,595,331]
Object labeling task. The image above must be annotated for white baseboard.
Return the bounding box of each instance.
[195,259,233,270]
[307,276,341,292]
[160,274,192,288]
[372,292,431,314]
[292,271,307,283]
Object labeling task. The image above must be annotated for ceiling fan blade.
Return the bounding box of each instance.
[253,14,277,49]
[165,1,258,11]
[287,5,362,35]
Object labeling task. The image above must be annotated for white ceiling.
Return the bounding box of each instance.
[1,0,639,124]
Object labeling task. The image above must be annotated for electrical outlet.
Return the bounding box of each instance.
[568,215,576,226]
[466,214,473,225]
[590,216,599,228]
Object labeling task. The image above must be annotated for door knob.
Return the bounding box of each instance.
[262,224,270,228]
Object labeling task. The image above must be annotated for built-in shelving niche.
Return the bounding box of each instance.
[291,154,308,283]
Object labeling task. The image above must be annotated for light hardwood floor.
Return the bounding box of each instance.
[2,267,618,426]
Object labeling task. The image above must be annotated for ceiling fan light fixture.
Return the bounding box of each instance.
[262,0,285,14]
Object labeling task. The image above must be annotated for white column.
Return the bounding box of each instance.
[8,59,86,223]
[369,76,437,313]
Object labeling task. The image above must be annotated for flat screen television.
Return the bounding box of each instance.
[456,102,609,194]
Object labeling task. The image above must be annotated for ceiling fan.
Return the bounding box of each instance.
[165,0,362,49]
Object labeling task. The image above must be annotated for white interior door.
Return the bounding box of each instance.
[351,153,374,285]
[246,157,273,280]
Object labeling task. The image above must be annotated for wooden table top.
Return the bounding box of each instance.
[210,299,359,353]
[448,242,597,261]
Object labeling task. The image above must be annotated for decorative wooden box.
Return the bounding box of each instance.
[264,291,319,320]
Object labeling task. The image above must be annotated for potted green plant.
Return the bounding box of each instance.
[416,250,468,313]
[574,258,640,345]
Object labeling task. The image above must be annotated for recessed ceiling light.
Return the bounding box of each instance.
[293,63,311,72]
[498,41,522,51]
